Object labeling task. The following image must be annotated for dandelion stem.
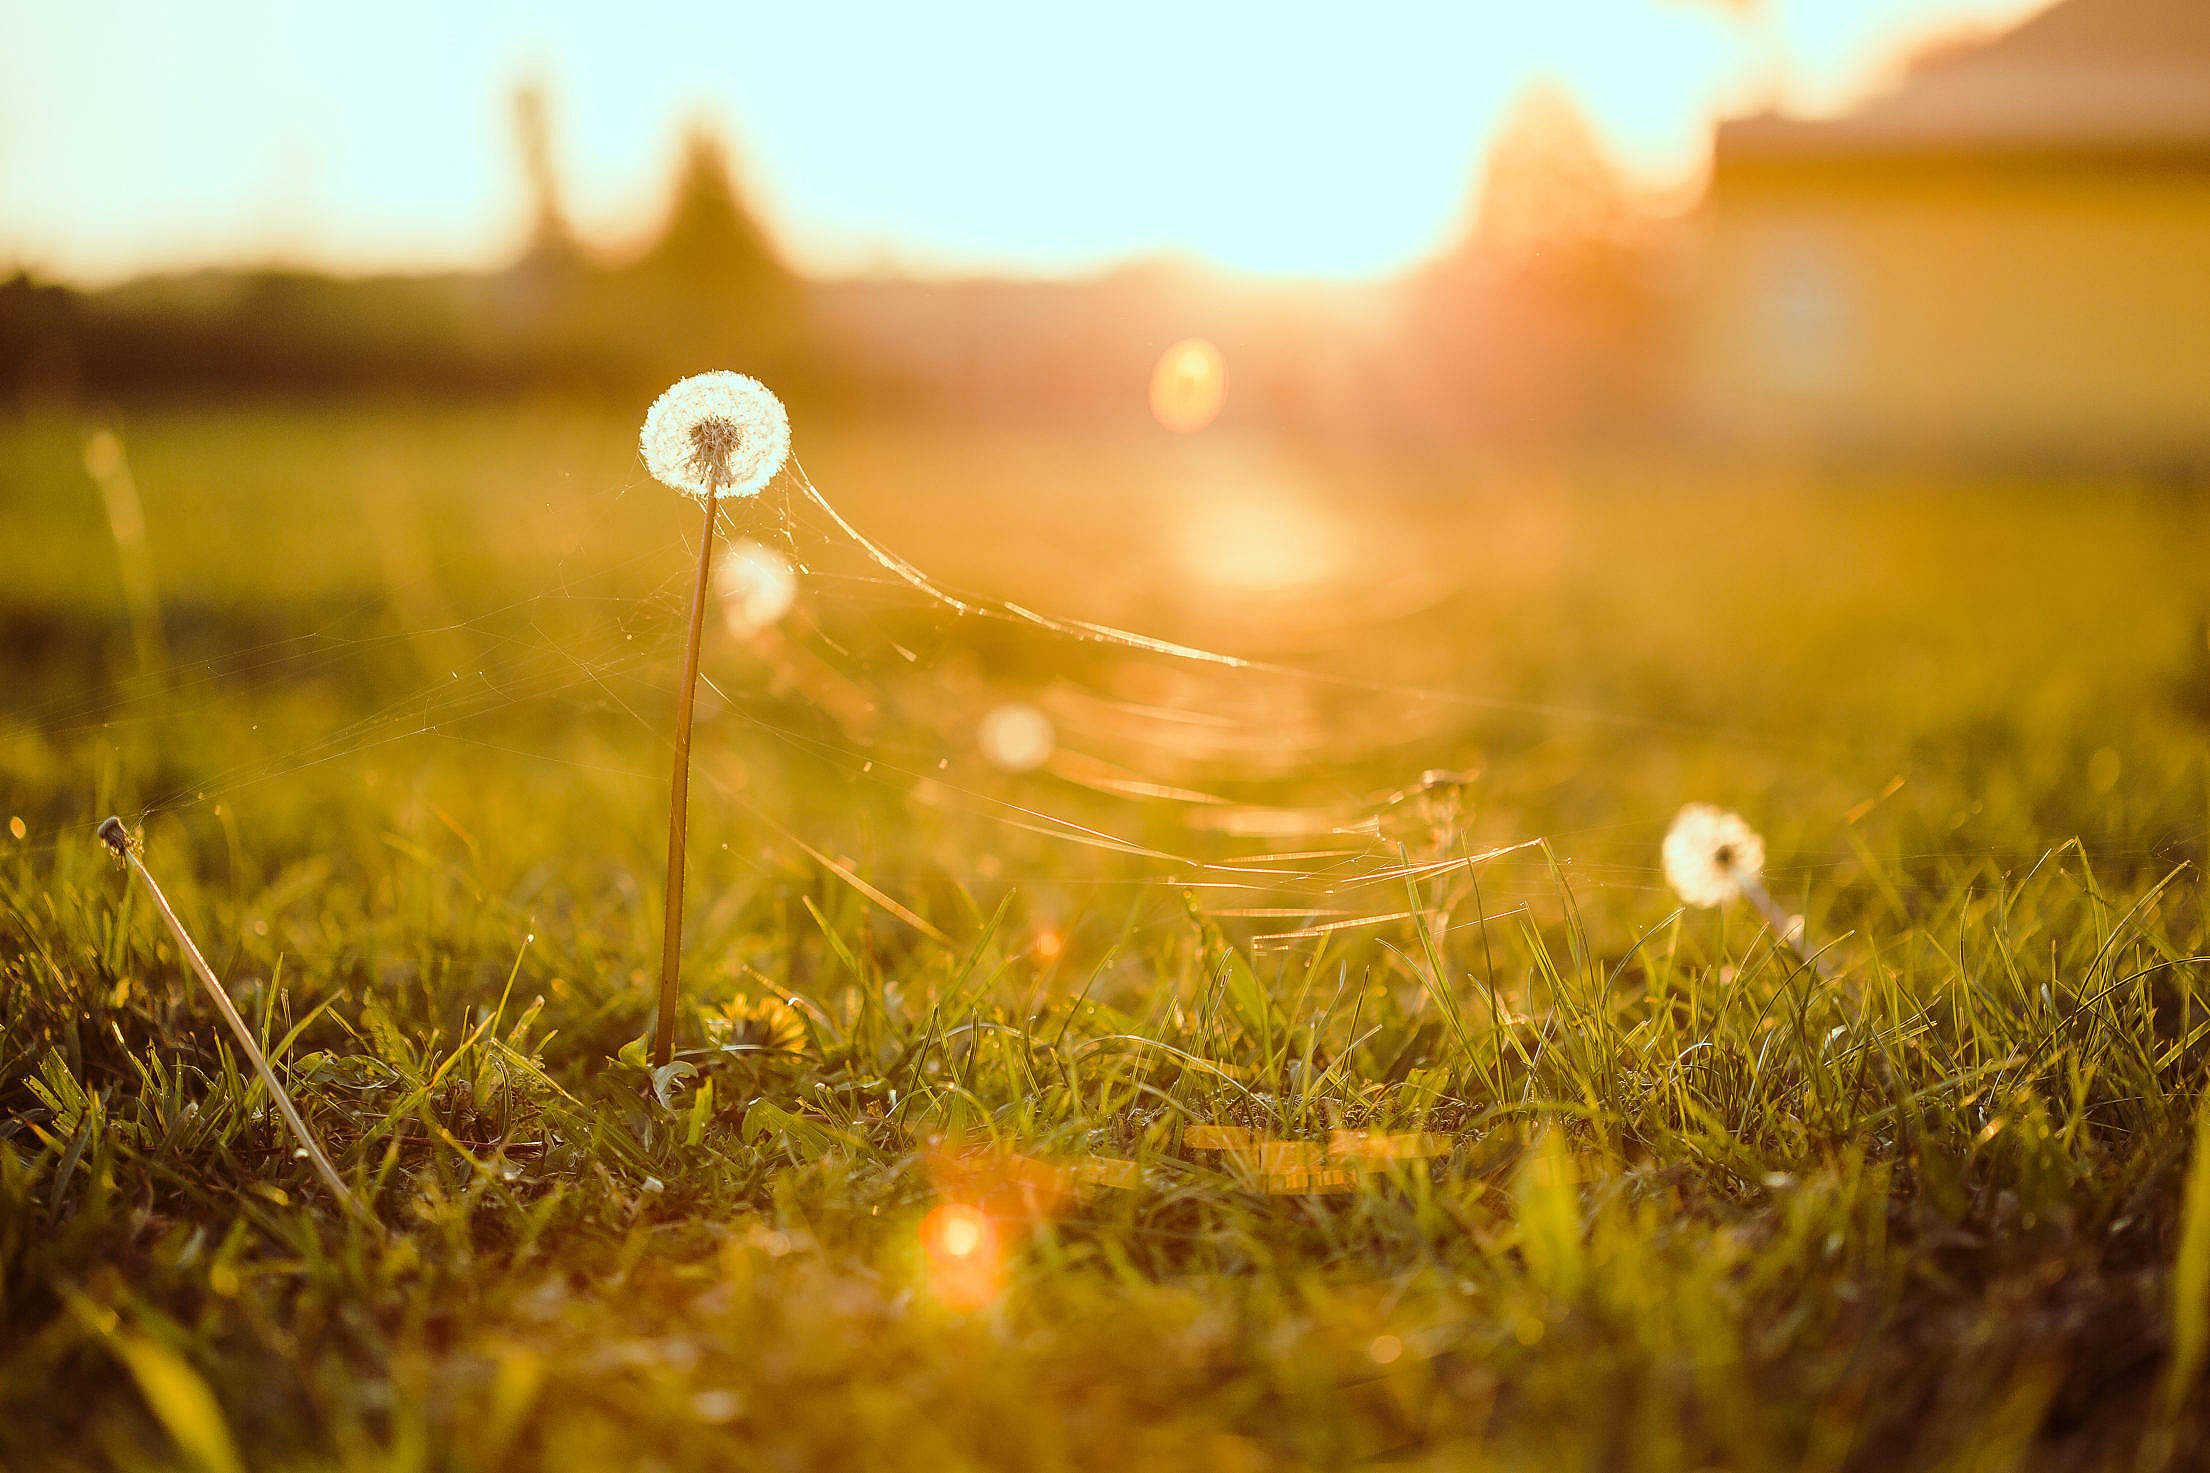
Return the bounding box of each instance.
[97,817,363,1219]
[1736,870,1833,981]
[652,493,720,1069]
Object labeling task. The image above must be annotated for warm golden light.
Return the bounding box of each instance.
[932,1204,987,1258]
[716,538,799,638]
[1032,928,1064,962]
[1149,338,1228,433]
[920,1202,1003,1310]
[1172,485,1349,594]
[6,3,2051,284]
[978,703,1055,773]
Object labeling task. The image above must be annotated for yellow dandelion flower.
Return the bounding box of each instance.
[713,995,807,1055]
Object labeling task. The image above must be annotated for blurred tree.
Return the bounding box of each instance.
[1472,84,1641,267]
[512,81,583,276]
[635,125,787,294]
[621,122,802,374]
[1406,84,1673,441]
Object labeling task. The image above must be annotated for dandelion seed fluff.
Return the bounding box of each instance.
[978,703,1055,773]
[717,539,798,637]
[1662,803,1766,908]
[640,371,791,500]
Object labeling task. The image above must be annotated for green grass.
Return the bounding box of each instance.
[6,400,2210,1470]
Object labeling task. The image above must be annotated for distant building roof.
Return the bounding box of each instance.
[1716,0,2210,165]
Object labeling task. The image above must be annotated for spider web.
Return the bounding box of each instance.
[19,445,1817,963]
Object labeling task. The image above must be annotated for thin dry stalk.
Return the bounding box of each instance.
[651,494,720,1068]
[84,426,167,681]
[98,817,363,1218]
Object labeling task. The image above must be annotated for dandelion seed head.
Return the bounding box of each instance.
[640,372,791,501]
[96,815,135,862]
[716,539,799,637]
[978,703,1055,773]
[1662,802,1766,908]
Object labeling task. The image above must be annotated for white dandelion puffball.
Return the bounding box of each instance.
[639,372,791,500]
[1662,803,1767,908]
[717,539,799,637]
[978,703,1056,773]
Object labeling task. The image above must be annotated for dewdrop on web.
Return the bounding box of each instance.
[978,703,1056,773]
[717,539,798,638]
[640,371,791,500]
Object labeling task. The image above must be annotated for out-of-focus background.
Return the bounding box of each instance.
[8,0,2207,460]
[4,0,2208,882]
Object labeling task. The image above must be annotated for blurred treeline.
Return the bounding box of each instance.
[9,0,2210,470]
[0,111,813,403]
[0,84,1667,443]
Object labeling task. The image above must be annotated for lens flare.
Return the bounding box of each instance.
[932,1204,987,1258]
[920,1203,1003,1310]
[1149,337,1228,433]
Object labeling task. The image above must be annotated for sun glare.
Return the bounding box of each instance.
[1173,484,1349,595]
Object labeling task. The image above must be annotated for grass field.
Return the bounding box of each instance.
[6,399,2210,1470]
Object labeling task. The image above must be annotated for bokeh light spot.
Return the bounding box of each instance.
[978,703,1055,772]
[1149,337,1228,433]
[920,1203,1004,1310]
[933,1204,987,1258]
[716,538,799,638]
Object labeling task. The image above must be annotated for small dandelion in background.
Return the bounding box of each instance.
[1662,804,1766,908]
[1663,803,1830,977]
[639,372,793,1071]
[978,702,1055,773]
[716,539,798,638]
